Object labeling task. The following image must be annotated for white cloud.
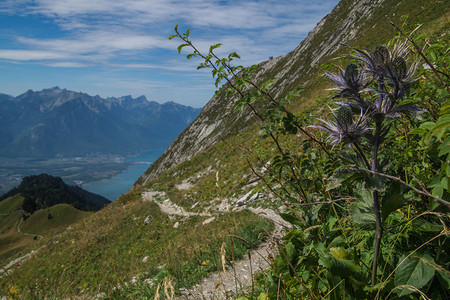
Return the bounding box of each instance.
[0,0,339,105]
[0,49,69,61]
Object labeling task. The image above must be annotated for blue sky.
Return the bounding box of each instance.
[0,0,339,107]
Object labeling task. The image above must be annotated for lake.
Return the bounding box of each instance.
[82,148,165,201]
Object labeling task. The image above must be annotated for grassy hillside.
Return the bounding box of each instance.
[1,192,272,298]
[1,0,448,298]
[0,195,34,263]
[0,195,93,266]
[20,204,92,236]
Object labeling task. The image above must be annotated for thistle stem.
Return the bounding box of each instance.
[371,117,383,286]
[353,143,370,169]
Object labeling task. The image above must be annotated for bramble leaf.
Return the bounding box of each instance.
[395,254,435,296]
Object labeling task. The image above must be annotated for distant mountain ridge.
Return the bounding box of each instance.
[0,87,201,158]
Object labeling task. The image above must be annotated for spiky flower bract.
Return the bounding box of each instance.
[313,105,371,147]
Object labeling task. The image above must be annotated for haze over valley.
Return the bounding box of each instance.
[0,87,201,195]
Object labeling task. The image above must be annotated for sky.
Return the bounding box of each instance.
[0,0,339,107]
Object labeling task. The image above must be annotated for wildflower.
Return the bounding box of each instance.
[347,42,422,118]
[325,63,368,100]
[313,105,371,147]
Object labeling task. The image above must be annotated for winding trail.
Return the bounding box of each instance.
[142,190,290,299]
[0,215,42,279]
[16,217,43,240]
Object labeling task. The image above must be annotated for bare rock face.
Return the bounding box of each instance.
[138,0,387,185]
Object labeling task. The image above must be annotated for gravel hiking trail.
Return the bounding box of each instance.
[142,190,290,299]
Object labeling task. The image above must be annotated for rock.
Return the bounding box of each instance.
[144,215,152,224]
[237,191,259,206]
[237,190,253,206]
[202,216,216,225]
[142,256,148,263]
[173,221,180,228]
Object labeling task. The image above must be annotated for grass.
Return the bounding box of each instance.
[0,195,93,267]
[0,190,273,298]
[20,204,92,236]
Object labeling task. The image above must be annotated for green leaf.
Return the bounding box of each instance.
[318,252,361,277]
[440,103,450,115]
[285,241,296,261]
[432,185,444,198]
[395,254,435,296]
[257,293,268,300]
[382,181,406,220]
[209,43,223,52]
[437,269,450,290]
[350,185,375,229]
[438,137,450,156]
[280,212,304,227]
[412,219,443,233]
[430,115,450,139]
[177,43,188,54]
[441,176,448,190]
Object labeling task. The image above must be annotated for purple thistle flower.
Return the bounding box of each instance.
[313,105,371,147]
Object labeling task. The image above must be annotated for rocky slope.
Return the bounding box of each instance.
[139,0,443,184]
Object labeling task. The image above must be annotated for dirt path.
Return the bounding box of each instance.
[16,217,43,240]
[142,190,290,299]
[0,249,39,278]
[176,208,290,299]
[142,191,212,217]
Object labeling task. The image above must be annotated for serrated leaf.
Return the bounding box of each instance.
[318,253,361,277]
[412,219,443,232]
[395,254,435,296]
[382,181,406,220]
[285,241,296,261]
[350,186,375,229]
[438,137,450,156]
[280,212,304,227]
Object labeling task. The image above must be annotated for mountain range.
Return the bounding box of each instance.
[0,87,201,158]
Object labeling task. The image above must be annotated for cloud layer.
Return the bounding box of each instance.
[0,0,339,106]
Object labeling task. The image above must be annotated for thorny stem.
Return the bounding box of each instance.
[353,142,371,169]
[174,27,310,202]
[246,158,307,226]
[355,167,450,210]
[371,114,383,286]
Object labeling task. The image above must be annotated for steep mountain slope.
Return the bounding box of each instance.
[0,87,201,158]
[139,0,447,183]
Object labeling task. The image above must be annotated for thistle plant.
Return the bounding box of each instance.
[317,41,422,285]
